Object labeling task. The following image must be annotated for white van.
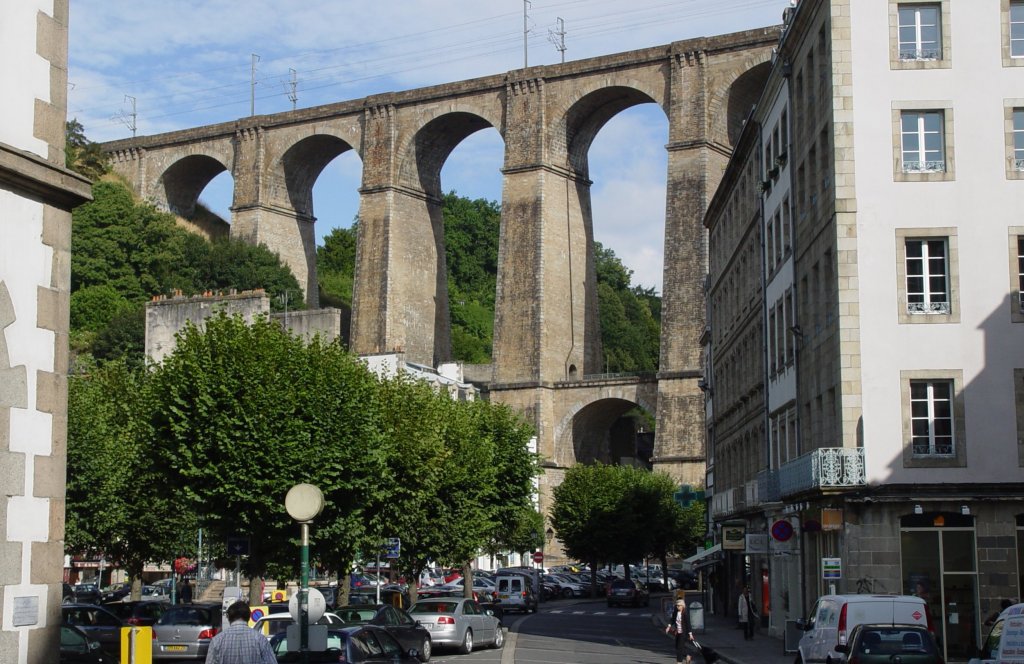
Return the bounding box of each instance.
[494,571,537,614]
[796,594,931,664]
[969,602,1024,664]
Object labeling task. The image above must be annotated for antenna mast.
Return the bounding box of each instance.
[548,17,566,63]
[250,53,260,116]
[287,68,298,110]
[113,94,137,137]
[523,0,531,69]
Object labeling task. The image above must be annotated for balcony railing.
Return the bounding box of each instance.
[758,469,780,503]
[778,448,866,497]
[1016,158,1024,171]
[908,301,950,315]
[902,160,945,173]
[899,48,940,61]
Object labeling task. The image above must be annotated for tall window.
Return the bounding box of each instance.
[910,379,954,456]
[1013,1,1024,58]
[905,238,950,314]
[899,4,942,60]
[901,111,945,172]
[1018,237,1024,311]
[1014,109,1024,171]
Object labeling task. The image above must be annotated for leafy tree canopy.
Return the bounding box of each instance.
[66,119,110,181]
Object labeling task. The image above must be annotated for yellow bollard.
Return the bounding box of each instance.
[120,626,153,664]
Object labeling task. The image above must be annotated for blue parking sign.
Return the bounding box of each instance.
[384,537,400,559]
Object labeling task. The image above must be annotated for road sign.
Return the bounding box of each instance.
[226,537,250,556]
[532,551,544,563]
[822,557,842,579]
[384,537,400,559]
[289,587,326,624]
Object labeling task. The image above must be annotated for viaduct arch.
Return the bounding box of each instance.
[104,27,777,518]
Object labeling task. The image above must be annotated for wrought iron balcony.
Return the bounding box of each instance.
[758,468,780,503]
[778,447,865,497]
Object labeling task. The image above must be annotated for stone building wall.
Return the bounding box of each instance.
[0,2,92,662]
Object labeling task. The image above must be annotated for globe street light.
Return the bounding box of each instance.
[285,484,324,664]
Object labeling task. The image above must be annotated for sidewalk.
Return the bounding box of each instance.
[652,601,794,664]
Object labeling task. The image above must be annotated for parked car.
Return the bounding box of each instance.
[796,594,931,664]
[251,611,347,639]
[61,604,125,660]
[333,604,432,662]
[100,583,131,604]
[435,577,498,602]
[139,585,171,602]
[493,572,537,614]
[270,624,421,663]
[72,584,101,605]
[543,574,587,599]
[407,597,504,654]
[606,578,650,608]
[60,624,112,663]
[666,568,699,590]
[151,602,222,660]
[63,583,76,605]
[835,623,944,664]
[106,600,166,626]
[970,601,1024,664]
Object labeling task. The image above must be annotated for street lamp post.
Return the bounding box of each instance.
[285,484,324,664]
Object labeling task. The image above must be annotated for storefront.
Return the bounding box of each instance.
[900,511,978,662]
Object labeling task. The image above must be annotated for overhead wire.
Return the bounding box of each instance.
[69,0,781,133]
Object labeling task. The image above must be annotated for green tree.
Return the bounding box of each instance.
[594,242,661,372]
[65,119,109,181]
[66,360,195,598]
[146,314,383,603]
[316,224,358,310]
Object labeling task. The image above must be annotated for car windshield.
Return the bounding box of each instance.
[336,609,377,623]
[410,601,458,614]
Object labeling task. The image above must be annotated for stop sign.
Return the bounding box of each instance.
[532,551,544,563]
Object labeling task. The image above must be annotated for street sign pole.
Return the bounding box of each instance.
[300,523,309,664]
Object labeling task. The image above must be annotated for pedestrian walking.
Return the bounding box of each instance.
[204,601,275,664]
[179,578,193,604]
[665,597,699,664]
[738,586,757,640]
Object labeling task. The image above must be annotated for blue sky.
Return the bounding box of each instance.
[67,0,784,293]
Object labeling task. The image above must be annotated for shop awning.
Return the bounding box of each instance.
[683,543,722,565]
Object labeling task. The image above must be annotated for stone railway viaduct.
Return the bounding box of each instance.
[103,27,777,518]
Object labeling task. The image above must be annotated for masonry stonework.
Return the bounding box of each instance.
[105,28,778,516]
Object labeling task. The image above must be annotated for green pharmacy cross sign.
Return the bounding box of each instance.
[674,484,705,508]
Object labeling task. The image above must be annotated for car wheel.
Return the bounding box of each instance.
[418,636,431,662]
[562,588,573,599]
[459,629,473,655]
[491,627,505,649]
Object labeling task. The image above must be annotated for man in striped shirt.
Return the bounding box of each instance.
[205,601,276,664]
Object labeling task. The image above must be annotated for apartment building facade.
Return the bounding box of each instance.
[704,1,1024,660]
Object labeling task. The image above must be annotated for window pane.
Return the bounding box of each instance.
[911,381,928,400]
[906,240,923,258]
[923,112,942,132]
[942,530,977,572]
[902,113,920,132]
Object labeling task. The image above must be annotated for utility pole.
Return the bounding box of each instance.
[113,95,137,137]
[549,17,566,63]
[250,53,260,116]
[523,0,531,69]
[288,68,298,110]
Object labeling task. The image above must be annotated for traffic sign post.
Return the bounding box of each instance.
[384,538,400,559]
[532,551,544,564]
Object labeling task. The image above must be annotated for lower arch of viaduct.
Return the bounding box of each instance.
[104,27,776,512]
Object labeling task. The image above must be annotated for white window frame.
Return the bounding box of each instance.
[1012,0,1024,58]
[1015,109,1024,170]
[901,370,966,468]
[909,379,954,457]
[895,228,959,325]
[901,111,945,173]
[898,4,942,61]
[891,0,951,70]
[905,238,950,315]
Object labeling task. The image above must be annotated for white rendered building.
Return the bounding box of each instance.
[0,1,91,662]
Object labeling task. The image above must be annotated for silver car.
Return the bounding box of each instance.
[152,603,222,660]
[407,598,503,654]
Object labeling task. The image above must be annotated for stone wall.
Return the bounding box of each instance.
[144,290,270,363]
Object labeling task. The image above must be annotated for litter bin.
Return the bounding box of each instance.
[688,600,704,632]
